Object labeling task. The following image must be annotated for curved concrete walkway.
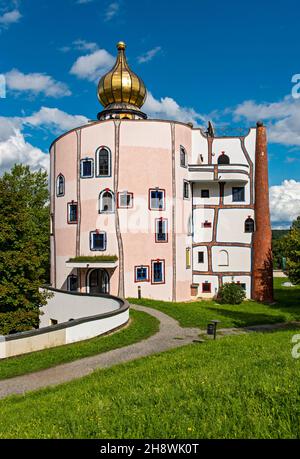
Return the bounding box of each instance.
[0,305,200,400]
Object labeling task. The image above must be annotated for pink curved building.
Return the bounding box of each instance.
[50,42,273,302]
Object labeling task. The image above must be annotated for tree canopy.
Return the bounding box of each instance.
[0,164,50,334]
[283,217,300,285]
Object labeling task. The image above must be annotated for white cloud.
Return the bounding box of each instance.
[269,180,300,225]
[144,91,206,126]
[138,46,162,64]
[5,69,71,98]
[22,107,88,133]
[0,9,21,28]
[234,95,300,146]
[0,107,88,174]
[105,2,119,21]
[0,126,49,174]
[70,49,114,81]
[73,39,98,52]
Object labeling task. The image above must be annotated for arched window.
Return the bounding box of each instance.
[56,174,65,197]
[218,250,229,266]
[99,189,115,213]
[218,152,230,165]
[96,147,111,177]
[180,146,187,167]
[245,217,255,233]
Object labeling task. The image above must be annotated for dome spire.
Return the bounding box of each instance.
[97,41,147,120]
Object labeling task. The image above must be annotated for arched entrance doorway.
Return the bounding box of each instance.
[87,269,109,294]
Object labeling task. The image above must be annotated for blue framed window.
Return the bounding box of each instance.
[135,266,149,282]
[80,158,94,178]
[90,231,106,251]
[149,188,165,210]
[232,186,245,202]
[68,202,78,223]
[151,260,165,284]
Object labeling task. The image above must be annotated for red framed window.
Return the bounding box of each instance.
[155,218,168,243]
[151,259,165,284]
[202,282,211,293]
[134,265,150,282]
[67,202,78,224]
[118,191,134,208]
[149,188,165,211]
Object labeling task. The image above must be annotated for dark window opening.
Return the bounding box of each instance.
[150,189,165,210]
[156,219,167,242]
[245,217,255,233]
[68,203,78,223]
[135,266,149,282]
[152,260,164,284]
[183,181,190,199]
[202,282,211,293]
[90,231,106,251]
[97,148,110,176]
[81,159,93,178]
[232,186,245,202]
[198,251,204,263]
[67,275,78,292]
[201,189,209,198]
[218,152,230,164]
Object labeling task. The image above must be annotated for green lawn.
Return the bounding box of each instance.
[128,278,300,329]
[1,328,300,438]
[0,309,159,381]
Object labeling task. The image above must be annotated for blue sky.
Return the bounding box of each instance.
[1,0,300,227]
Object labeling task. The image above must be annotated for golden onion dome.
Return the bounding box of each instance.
[97,42,147,109]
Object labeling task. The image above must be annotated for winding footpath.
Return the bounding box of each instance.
[0,305,299,400]
[0,305,200,400]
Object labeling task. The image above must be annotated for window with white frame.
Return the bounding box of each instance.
[90,231,107,251]
[180,146,187,167]
[118,191,133,208]
[56,174,65,197]
[99,189,115,213]
[149,188,165,210]
[135,266,149,282]
[67,274,78,292]
[68,202,78,223]
[183,180,190,199]
[80,158,94,178]
[155,218,168,242]
[151,259,165,284]
[96,147,111,177]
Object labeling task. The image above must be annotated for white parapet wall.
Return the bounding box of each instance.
[0,287,129,359]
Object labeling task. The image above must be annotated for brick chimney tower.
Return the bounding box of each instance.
[252,121,274,302]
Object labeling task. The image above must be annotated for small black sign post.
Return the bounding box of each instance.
[207,320,220,340]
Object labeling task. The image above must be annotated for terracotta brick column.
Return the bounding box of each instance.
[252,121,274,302]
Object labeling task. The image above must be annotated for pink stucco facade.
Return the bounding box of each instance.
[50,117,264,301]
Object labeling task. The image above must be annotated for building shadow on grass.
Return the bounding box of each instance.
[204,307,287,328]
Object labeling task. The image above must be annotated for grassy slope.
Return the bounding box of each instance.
[0,309,159,381]
[1,328,300,438]
[128,278,300,328]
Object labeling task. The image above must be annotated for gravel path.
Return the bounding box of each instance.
[0,305,299,400]
[0,305,200,400]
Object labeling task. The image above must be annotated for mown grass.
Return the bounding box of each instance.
[0,309,159,381]
[1,328,300,438]
[128,278,300,328]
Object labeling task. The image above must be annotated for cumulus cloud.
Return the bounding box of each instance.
[138,46,162,64]
[0,108,88,175]
[5,69,71,98]
[60,39,98,53]
[22,107,88,133]
[0,9,21,28]
[269,180,300,226]
[70,49,114,81]
[234,95,300,146]
[144,91,206,126]
[105,2,120,21]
